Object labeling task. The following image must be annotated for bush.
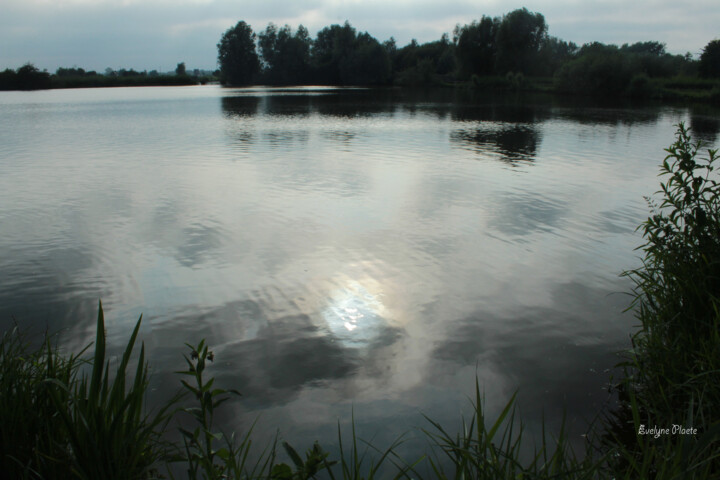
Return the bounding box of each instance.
[0,64,51,90]
[699,39,720,79]
[626,73,658,99]
[554,49,634,96]
[608,123,720,477]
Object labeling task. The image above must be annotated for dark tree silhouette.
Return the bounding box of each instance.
[621,41,666,56]
[454,16,500,77]
[258,23,312,85]
[311,22,390,85]
[495,8,547,75]
[218,21,260,86]
[535,36,578,77]
[15,64,51,90]
[699,39,720,78]
[392,36,455,85]
[175,62,186,76]
[312,22,357,84]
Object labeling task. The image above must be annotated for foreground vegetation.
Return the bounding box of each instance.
[1,124,719,478]
[604,123,720,477]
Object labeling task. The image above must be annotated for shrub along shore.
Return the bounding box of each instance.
[1,124,719,478]
[2,62,718,107]
[0,65,211,91]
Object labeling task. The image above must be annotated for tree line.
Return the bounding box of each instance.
[2,7,718,95]
[218,7,720,97]
[0,63,214,91]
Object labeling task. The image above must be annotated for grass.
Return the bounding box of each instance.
[51,304,176,480]
[420,386,602,479]
[2,124,720,478]
[0,324,81,477]
[0,303,175,479]
[0,304,607,479]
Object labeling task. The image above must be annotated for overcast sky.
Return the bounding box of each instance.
[2,0,718,73]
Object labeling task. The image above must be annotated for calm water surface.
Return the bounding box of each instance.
[1,85,718,462]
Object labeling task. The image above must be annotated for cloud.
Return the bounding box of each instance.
[167,18,235,37]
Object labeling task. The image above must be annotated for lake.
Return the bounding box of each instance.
[1,85,718,466]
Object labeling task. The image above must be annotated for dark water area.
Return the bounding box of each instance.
[1,85,718,466]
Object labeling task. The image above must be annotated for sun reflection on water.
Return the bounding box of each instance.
[322,279,391,348]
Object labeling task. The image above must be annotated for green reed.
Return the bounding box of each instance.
[419,380,602,480]
[0,302,174,479]
[0,324,81,478]
[48,302,176,480]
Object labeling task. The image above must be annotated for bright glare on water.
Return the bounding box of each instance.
[0,85,718,458]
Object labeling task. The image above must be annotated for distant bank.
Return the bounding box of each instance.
[0,64,216,91]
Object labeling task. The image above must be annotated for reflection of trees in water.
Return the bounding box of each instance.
[262,130,310,147]
[258,94,314,116]
[221,89,398,118]
[311,91,396,118]
[221,95,311,150]
[321,130,357,148]
[221,95,261,118]
[451,125,541,164]
[220,89,670,129]
[221,96,260,151]
[451,102,551,124]
[324,130,356,141]
[551,98,661,126]
[689,111,720,145]
[446,95,551,164]
[219,89,568,128]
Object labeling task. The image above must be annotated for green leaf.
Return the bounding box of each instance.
[283,441,304,469]
[271,463,293,479]
[89,300,106,406]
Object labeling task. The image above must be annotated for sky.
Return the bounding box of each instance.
[2,0,719,73]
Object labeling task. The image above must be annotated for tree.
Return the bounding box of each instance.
[699,39,720,78]
[217,21,260,86]
[15,63,51,90]
[312,22,357,84]
[258,23,312,84]
[495,8,547,75]
[56,67,87,77]
[393,37,455,84]
[349,32,391,85]
[175,62,186,76]
[454,16,500,77]
[621,41,666,56]
[554,43,634,95]
[0,68,18,90]
[535,36,578,77]
[310,22,390,85]
[258,23,279,69]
